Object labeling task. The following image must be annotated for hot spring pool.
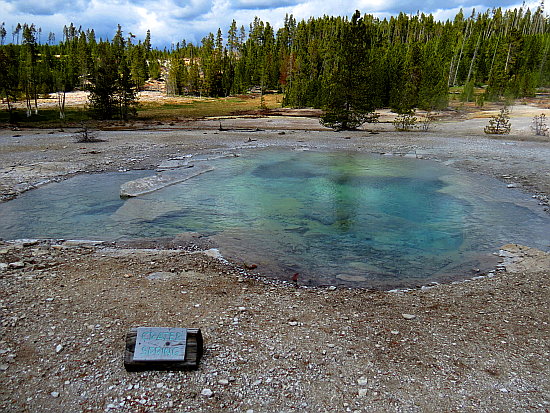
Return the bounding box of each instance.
[1,149,548,289]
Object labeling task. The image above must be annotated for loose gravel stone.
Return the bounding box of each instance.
[357,377,368,386]
[200,388,213,397]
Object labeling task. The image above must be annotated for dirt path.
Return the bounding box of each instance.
[0,111,549,412]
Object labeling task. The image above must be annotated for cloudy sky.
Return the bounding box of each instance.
[0,0,544,47]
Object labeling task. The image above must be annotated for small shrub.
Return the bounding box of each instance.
[484,107,511,135]
[393,111,417,131]
[476,94,485,108]
[418,112,436,132]
[364,112,380,124]
[460,80,475,102]
[531,114,548,136]
[73,122,102,143]
[320,110,379,131]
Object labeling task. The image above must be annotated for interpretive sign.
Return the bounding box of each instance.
[124,327,203,371]
[133,327,187,361]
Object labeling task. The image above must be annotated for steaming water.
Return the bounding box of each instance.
[1,150,548,289]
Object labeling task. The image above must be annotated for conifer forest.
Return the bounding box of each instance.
[0,6,549,125]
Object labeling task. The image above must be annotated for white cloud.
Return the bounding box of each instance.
[234,0,300,9]
[4,0,88,16]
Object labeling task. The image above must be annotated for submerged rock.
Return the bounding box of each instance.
[335,274,368,282]
[120,164,214,198]
[157,157,192,170]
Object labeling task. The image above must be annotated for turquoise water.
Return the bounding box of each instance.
[0,150,548,289]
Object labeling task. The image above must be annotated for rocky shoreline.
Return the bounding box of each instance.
[0,238,548,412]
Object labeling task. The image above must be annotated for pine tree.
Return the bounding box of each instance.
[227,20,239,55]
[13,23,21,44]
[531,113,548,136]
[484,106,511,134]
[0,46,19,123]
[130,43,148,90]
[20,24,38,116]
[88,44,119,119]
[87,31,138,121]
[117,55,138,120]
[53,51,69,119]
[144,30,151,55]
[0,22,6,45]
[320,12,378,130]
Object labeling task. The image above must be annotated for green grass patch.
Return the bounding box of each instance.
[0,108,91,128]
[137,94,283,120]
[0,93,284,127]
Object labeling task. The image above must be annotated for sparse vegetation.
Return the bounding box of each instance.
[484,107,511,135]
[418,112,436,131]
[531,113,548,136]
[73,122,102,143]
[320,110,379,131]
[393,111,417,131]
[137,94,281,120]
[476,94,485,108]
[460,80,475,102]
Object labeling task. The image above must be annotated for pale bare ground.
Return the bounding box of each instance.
[2,91,224,110]
[0,102,549,412]
[3,90,548,121]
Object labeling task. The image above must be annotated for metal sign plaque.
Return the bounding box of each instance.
[133,327,187,361]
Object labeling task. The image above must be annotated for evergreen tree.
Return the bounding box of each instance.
[143,30,151,56]
[0,22,6,45]
[13,23,21,44]
[484,106,511,134]
[227,20,239,54]
[0,46,19,122]
[320,12,377,130]
[418,37,450,110]
[117,55,138,120]
[531,113,548,136]
[20,24,38,116]
[130,42,148,90]
[88,43,119,119]
[87,29,138,120]
[53,51,69,119]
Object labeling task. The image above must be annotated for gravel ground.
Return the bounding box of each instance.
[0,107,549,412]
[0,240,548,412]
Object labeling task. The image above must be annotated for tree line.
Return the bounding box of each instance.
[1,6,549,126]
[0,23,156,122]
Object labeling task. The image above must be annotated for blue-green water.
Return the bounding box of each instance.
[1,150,548,289]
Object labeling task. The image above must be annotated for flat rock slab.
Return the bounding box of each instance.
[157,158,192,170]
[120,164,214,197]
[157,153,238,171]
[499,244,550,273]
[111,197,182,222]
[146,271,177,281]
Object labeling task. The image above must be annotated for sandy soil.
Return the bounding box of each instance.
[0,103,549,412]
